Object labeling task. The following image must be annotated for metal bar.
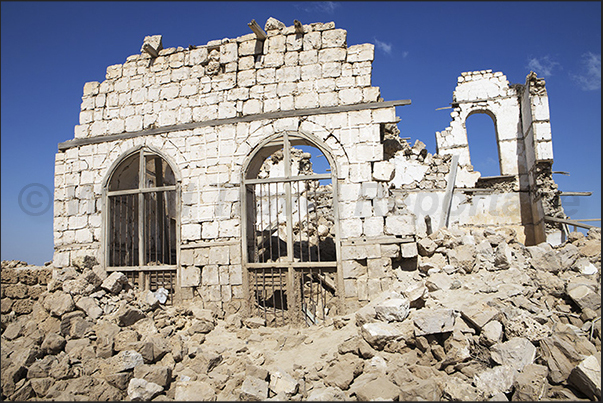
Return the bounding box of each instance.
[246,261,337,269]
[314,180,321,263]
[297,181,303,262]
[259,183,264,263]
[305,180,310,262]
[279,268,285,325]
[138,150,145,268]
[268,183,273,262]
[107,265,177,272]
[271,266,276,326]
[107,185,177,197]
[262,268,267,324]
[572,219,601,222]
[244,174,331,185]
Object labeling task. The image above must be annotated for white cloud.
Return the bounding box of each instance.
[572,52,601,91]
[297,1,339,14]
[374,38,393,55]
[526,55,560,78]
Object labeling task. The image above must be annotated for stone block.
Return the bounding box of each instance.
[321,29,346,48]
[367,258,390,278]
[201,265,219,285]
[401,242,418,258]
[473,365,517,398]
[384,215,415,236]
[347,44,374,63]
[360,322,404,350]
[339,218,362,238]
[490,337,536,372]
[372,161,395,181]
[568,355,601,401]
[240,376,268,401]
[174,380,216,401]
[101,272,128,294]
[181,266,201,287]
[374,297,410,322]
[269,367,299,397]
[413,309,456,336]
[342,259,367,279]
[567,285,601,312]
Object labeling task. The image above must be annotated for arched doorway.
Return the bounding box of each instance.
[242,132,340,326]
[104,147,179,303]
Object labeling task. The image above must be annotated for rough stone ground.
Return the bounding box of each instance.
[1,226,601,401]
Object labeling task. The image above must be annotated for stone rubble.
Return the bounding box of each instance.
[1,226,600,401]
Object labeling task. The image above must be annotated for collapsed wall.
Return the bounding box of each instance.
[52,17,567,322]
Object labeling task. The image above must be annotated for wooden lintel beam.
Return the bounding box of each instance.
[560,191,592,197]
[248,19,267,40]
[544,215,599,229]
[58,99,411,150]
[294,20,304,34]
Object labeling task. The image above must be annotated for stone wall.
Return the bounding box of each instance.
[1,262,52,325]
[53,18,566,315]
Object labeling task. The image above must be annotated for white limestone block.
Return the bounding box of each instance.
[391,155,429,187]
[318,92,338,107]
[373,161,395,182]
[339,218,363,238]
[267,35,285,53]
[347,44,374,63]
[303,31,321,50]
[181,223,201,240]
[107,118,125,134]
[219,219,240,238]
[339,87,362,104]
[322,62,342,78]
[535,140,553,161]
[349,163,372,183]
[385,215,415,236]
[455,166,480,188]
[339,183,361,201]
[219,42,238,64]
[299,50,318,65]
[295,93,318,109]
[181,266,201,287]
[322,29,346,48]
[318,48,346,63]
[264,52,284,68]
[301,64,322,80]
[532,121,552,141]
[201,265,219,285]
[531,95,550,121]
[257,68,276,84]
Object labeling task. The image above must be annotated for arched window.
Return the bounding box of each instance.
[242,132,339,326]
[105,148,179,300]
[465,111,501,176]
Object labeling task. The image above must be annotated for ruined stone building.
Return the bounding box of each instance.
[53,18,565,325]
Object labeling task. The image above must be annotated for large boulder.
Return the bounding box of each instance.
[413,309,456,336]
[490,337,536,372]
[127,378,163,401]
[360,322,404,350]
[174,380,216,401]
[512,363,549,401]
[568,355,601,401]
[374,297,410,322]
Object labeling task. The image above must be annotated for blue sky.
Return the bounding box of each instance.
[1,1,601,265]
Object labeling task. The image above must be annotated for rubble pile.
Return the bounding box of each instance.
[1,226,600,401]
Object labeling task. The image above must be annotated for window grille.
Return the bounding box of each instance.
[105,148,178,302]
